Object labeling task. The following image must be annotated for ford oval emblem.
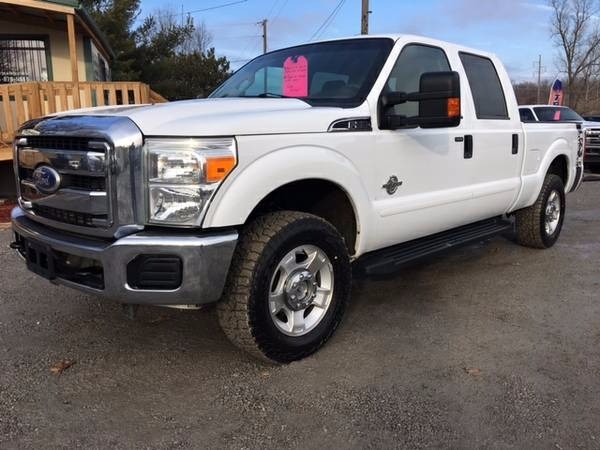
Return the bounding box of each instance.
[32,165,61,194]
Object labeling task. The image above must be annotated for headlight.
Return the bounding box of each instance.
[145,137,236,226]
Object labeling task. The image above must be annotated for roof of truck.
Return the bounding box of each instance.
[312,34,499,60]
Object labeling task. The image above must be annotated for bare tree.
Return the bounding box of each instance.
[194,22,213,54]
[550,0,600,109]
[514,80,553,105]
[148,7,212,55]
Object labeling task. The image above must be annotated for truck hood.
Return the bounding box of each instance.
[582,120,600,129]
[59,98,367,136]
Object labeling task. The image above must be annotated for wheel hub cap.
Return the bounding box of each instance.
[544,190,561,235]
[268,244,334,337]
[284,269,317,311]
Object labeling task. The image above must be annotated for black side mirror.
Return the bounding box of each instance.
[380,71,461,129]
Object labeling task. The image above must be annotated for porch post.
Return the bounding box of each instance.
[66,13,80,108]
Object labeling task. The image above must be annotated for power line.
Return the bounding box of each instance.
[218,0,278,67]
[217,35,262,40]
[157,1,250,21]
[185,0,249,16]
[271,0,289,25]
[235,20,263,65]
[310,0,347,41]
[206,22,260,29]
[266,0,280,19]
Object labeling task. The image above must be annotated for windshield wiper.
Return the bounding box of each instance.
[235,93,311,105]
[255,92,290,98]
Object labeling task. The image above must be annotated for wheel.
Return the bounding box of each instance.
[217,211,352,363]
[515,174,565,249]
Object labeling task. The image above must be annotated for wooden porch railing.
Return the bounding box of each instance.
[0,81,167,161]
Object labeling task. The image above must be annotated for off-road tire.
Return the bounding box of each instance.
[217,211,351,363]
[515,174,565,249]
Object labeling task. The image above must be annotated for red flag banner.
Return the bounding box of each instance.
[548,79,564,106]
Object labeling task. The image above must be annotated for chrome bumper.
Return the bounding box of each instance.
[11,207,238,305]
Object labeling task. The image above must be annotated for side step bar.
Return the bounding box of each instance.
[355,217,513,277]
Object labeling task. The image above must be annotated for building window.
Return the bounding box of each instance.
[0,37,50,83]
[85,38,111,82]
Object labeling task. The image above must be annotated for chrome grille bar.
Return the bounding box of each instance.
[585,128,600,155]
[17,139,111,229]
[15,116,145,238]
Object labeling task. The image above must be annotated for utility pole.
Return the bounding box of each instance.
[259,19,268,93]
[532,55,545,104]
[260,19,268,54]
[536,54,542,104]
[361,0,370,35]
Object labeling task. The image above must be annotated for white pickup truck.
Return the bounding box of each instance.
[11,35,584,363]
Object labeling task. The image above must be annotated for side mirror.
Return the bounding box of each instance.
[380,71,461,129]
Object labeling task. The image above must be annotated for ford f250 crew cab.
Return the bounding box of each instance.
[10,35,584,363]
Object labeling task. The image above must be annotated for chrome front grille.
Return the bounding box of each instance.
[32,204,107,227]
[585,128,600,155]
[19,168,107,191]
[15,115,145,238]
[23,136,98,151]
[16,136,112,229]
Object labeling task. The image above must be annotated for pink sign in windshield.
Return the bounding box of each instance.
[283,56,308,97]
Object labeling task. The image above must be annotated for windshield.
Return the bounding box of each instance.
[210,38,394,108]
[533,107,583,122]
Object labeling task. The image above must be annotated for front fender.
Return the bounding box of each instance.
[202,145,371,247]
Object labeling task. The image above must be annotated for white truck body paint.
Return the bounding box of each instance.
[202,35,581,256]
[47,34,582,257]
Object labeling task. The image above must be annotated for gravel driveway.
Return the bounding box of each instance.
[1,180,599,449]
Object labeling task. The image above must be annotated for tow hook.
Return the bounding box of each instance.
[9,241,23,251]
[122,304,139,320]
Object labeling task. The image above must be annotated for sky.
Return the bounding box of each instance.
[137,0,559,82]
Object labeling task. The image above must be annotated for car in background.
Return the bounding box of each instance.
[519,105,600,173]
[583,115,600,122]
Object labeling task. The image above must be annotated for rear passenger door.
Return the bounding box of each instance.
[458,52,524,217]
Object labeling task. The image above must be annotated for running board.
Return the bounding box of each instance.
[355,217,513,277]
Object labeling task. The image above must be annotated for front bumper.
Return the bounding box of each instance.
[11,207,238,305]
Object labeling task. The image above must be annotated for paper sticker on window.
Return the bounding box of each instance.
[283,56,308,97]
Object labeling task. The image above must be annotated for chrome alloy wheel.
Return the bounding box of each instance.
[544,190,561,235]
[268,245,334,337]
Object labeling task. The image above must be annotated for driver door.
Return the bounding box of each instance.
[370,43,476,249]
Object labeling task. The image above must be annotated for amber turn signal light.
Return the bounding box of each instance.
[447,98,460,118]
[206,156,236,183]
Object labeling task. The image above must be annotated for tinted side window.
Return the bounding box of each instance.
[519,108,536,122]
[533,106,582,122]
[385,44,451,117]
[459,53,508,119]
